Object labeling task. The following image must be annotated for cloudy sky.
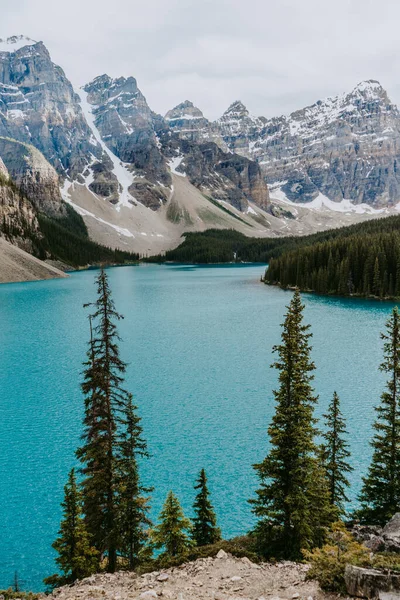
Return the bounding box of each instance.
[2,0,400,119]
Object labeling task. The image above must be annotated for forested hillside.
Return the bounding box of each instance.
[148,218,400,267]
[37,205,139,267]
[264,215,400,299]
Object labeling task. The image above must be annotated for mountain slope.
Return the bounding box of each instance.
[0,237,67,283]
[0,139,138,271]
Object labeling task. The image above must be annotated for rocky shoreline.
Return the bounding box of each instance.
[47,553,342,600]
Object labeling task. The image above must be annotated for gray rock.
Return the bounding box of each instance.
[161,136,269,211]
[0,155,40,251]
[345,565,400,599]
[165,101,212,144]
[156,574,169,582]
[383,513,400,539]
[140,591,158,599]
[216,549,228,559]
[0,137,65,217]
[83,74,171,210]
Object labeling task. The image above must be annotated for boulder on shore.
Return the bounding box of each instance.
[345,565,400,599]
[353,514,400,553]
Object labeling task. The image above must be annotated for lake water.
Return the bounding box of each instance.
[0,264,394,591]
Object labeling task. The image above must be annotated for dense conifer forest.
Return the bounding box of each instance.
[37,205,139,267]
[148,229,289,263]
[147,217,400,269]
[264,216,400,299]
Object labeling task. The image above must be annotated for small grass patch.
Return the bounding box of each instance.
[203,195,252,226]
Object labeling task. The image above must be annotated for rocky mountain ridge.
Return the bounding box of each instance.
[167,80,400,208]
[0,37,274,255]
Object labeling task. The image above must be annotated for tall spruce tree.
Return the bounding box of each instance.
[357,307,400,525]
[77,269,131,572]
[116,394,152,569]
[45,469,98,588]
[192,469,221,546]
[151,491,194,558]
[251,290,334,559]
[321,392,353,515]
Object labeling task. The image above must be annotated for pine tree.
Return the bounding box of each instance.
[251,290,334,559]
[321,392,353,515]
[151,491,194,558]
[357,307,400,525]
[373,257,381,297]
[116,394,152,569]
[77,269,131,572]
[44,469,98,588]
[192,469,221,546]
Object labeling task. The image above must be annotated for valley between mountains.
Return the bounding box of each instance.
[2,35,400,280]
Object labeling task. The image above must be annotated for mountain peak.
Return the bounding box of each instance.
[223,100,248,116]
[352,79,383,92]
[349,79,389,102]
[165,101,206,122]
[85,74,113,88]
[0,35,37,53]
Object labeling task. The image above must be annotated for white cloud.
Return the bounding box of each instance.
[2,0,400,119]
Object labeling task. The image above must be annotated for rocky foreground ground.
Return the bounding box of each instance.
[50,552,345,600]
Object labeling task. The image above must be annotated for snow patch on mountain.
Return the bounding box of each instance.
[61,180,135,238]
[76,88,136,211]
[273,187,386,215]
[168,155,186,177]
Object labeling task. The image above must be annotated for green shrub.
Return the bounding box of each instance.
[0,590,41,600]
[304,522,370,593]
[371,553,400,573]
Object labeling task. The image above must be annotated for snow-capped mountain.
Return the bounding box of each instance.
[0,36,107,178]
[0,37,272,254]
[2,34,400,259]
[78,74,270,213]
[167,80,400,208]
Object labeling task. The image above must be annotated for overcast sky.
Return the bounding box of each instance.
[2,0,400,119]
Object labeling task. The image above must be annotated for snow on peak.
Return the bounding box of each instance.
[285,79,393,137]
[350,80,387,101]
[0,35,37,53]
[352,80,383,93]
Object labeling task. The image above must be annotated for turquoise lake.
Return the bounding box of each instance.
[0,263,395,591]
